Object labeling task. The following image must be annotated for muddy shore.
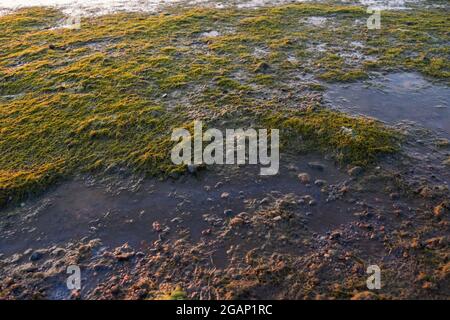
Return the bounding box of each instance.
[1,137,449,299]
[0,1,449,300]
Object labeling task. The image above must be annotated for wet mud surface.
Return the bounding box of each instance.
[1,155,350,257]
[1,148,449,299]
[326,72,450,139]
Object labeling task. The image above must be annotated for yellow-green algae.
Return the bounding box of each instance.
[0,4,447,207]
[262,107,399,166]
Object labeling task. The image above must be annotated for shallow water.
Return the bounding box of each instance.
[325,72,450,138]
[0,0,427,16]
[0,0,187,16]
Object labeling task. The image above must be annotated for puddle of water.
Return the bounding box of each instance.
[304,16,328,26]
[0,155,354,257]
[325,72,450,138]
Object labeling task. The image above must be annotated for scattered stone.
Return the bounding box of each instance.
[309,199,317,206]
[201,228,212,236]
[273,216,283,222]
[110,285,120,295]
[237,212,250,220]
[136,252,145,258]
[221,192,230,199]
[419,186,433,198]
[348,166,363,177]
[298,173,311,184]
[29,250,44,262]
[330,231,341,240]
[260,197,271,205]
[435,138,449,148]
[390,193,400,200]
[314,179,327,187]
[152,221,162,232]
[275,197,296,210]
[434,203,448,218]
[162,226,171,233]
[9,253,22,263]
[230,217,245,227]
[308,162,325,171]
[409,238,421,249]
[171,217,183,224]
[224,209,234,217]
[114,244,135,261]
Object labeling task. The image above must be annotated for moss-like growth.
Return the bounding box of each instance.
[263,108,400,166]
[0,3,445,207]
